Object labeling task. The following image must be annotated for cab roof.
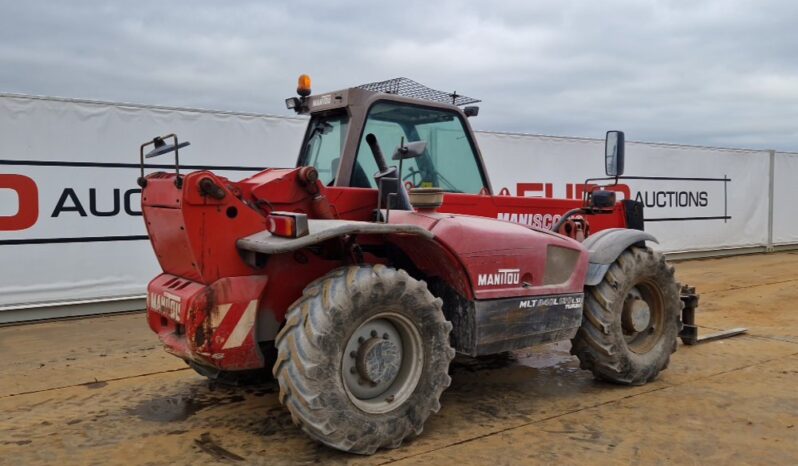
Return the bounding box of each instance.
[356,78,480,107]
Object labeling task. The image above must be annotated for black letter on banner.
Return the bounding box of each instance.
[51,188,87,217]
[124,189,142,216]
[89,188,120,216]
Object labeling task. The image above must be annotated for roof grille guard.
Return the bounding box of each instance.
[356,77,481,106]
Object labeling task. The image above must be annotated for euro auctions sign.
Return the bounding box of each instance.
[0,159,272,309]
[475,132,771,255]
[0,170,142,236]
[496,176,727,226]
[0,163,250,242]
[0,174,38,231]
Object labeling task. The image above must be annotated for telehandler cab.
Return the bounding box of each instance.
[138,76,740,454]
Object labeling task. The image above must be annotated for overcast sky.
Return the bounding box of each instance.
[2,0,797,150]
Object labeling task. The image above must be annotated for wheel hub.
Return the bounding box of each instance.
[343,316,412,402]
[623,292,651,333]
[356,337,401,385]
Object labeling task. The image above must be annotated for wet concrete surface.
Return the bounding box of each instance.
[0,252,797,465]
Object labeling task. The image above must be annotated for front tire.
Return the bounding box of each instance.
[273,265,454,454]
[571,246,681,385]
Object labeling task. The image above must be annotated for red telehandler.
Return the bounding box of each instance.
[138,76,742,454]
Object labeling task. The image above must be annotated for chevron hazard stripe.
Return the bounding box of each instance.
[221,299,258,350]
[210,303,232,329]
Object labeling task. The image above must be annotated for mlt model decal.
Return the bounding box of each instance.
[520,295,583,310]
[477,269,520,287]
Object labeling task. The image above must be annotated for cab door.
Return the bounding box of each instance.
[347,101,490,195]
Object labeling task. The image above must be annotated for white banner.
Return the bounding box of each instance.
[773,152,798,245]
[0,94,306,307]
[0,94,791,311]
[476,132,771,253]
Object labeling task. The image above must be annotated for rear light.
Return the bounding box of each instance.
[268,211,310,238]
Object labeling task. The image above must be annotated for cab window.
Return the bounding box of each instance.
[299,112,348,186]
[353,102,486,193]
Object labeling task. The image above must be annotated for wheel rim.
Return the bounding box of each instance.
[621,282,665,354]
[341,312,424,414]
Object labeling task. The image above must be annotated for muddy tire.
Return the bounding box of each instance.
[273,265,454,454]
[571,246,681,385]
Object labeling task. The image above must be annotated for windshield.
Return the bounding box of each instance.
[300,112,348,185]
[353,102,486,193]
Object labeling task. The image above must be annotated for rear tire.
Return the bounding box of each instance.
[273,265,454,454]
[571,246,681,385]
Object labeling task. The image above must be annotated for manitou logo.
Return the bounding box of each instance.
[147,291,182,322]
[311,94,332,107]
[477,269,521,287]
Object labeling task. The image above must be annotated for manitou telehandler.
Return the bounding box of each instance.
[138,76,741,454]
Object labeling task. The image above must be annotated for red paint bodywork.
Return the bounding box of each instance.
[142,167,626,370]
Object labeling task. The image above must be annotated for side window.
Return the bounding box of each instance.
[302,114,348,185]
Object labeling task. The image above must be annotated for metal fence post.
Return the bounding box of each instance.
[767,149,775,252]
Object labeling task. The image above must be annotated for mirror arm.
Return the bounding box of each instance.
[137,133,187,189]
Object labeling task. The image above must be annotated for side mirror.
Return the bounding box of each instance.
[138,133,190,189]
[392,140,427,160]
[144,136,190,159]
[605,130,625,177]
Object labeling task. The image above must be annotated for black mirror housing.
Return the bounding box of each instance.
[590,189,616,209]
[605,130,625,177]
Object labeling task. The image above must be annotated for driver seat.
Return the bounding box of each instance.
[330,157,372,188]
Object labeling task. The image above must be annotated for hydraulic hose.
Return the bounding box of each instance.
[551,208,587,233]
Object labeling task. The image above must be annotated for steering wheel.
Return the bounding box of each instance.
[402,167,422,186]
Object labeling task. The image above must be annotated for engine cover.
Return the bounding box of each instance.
[389,211,589,355]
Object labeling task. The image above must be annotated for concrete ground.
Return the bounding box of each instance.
[1,252,797,465]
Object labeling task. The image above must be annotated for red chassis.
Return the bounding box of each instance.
[143,166,629,371]
[137,77,738,454]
